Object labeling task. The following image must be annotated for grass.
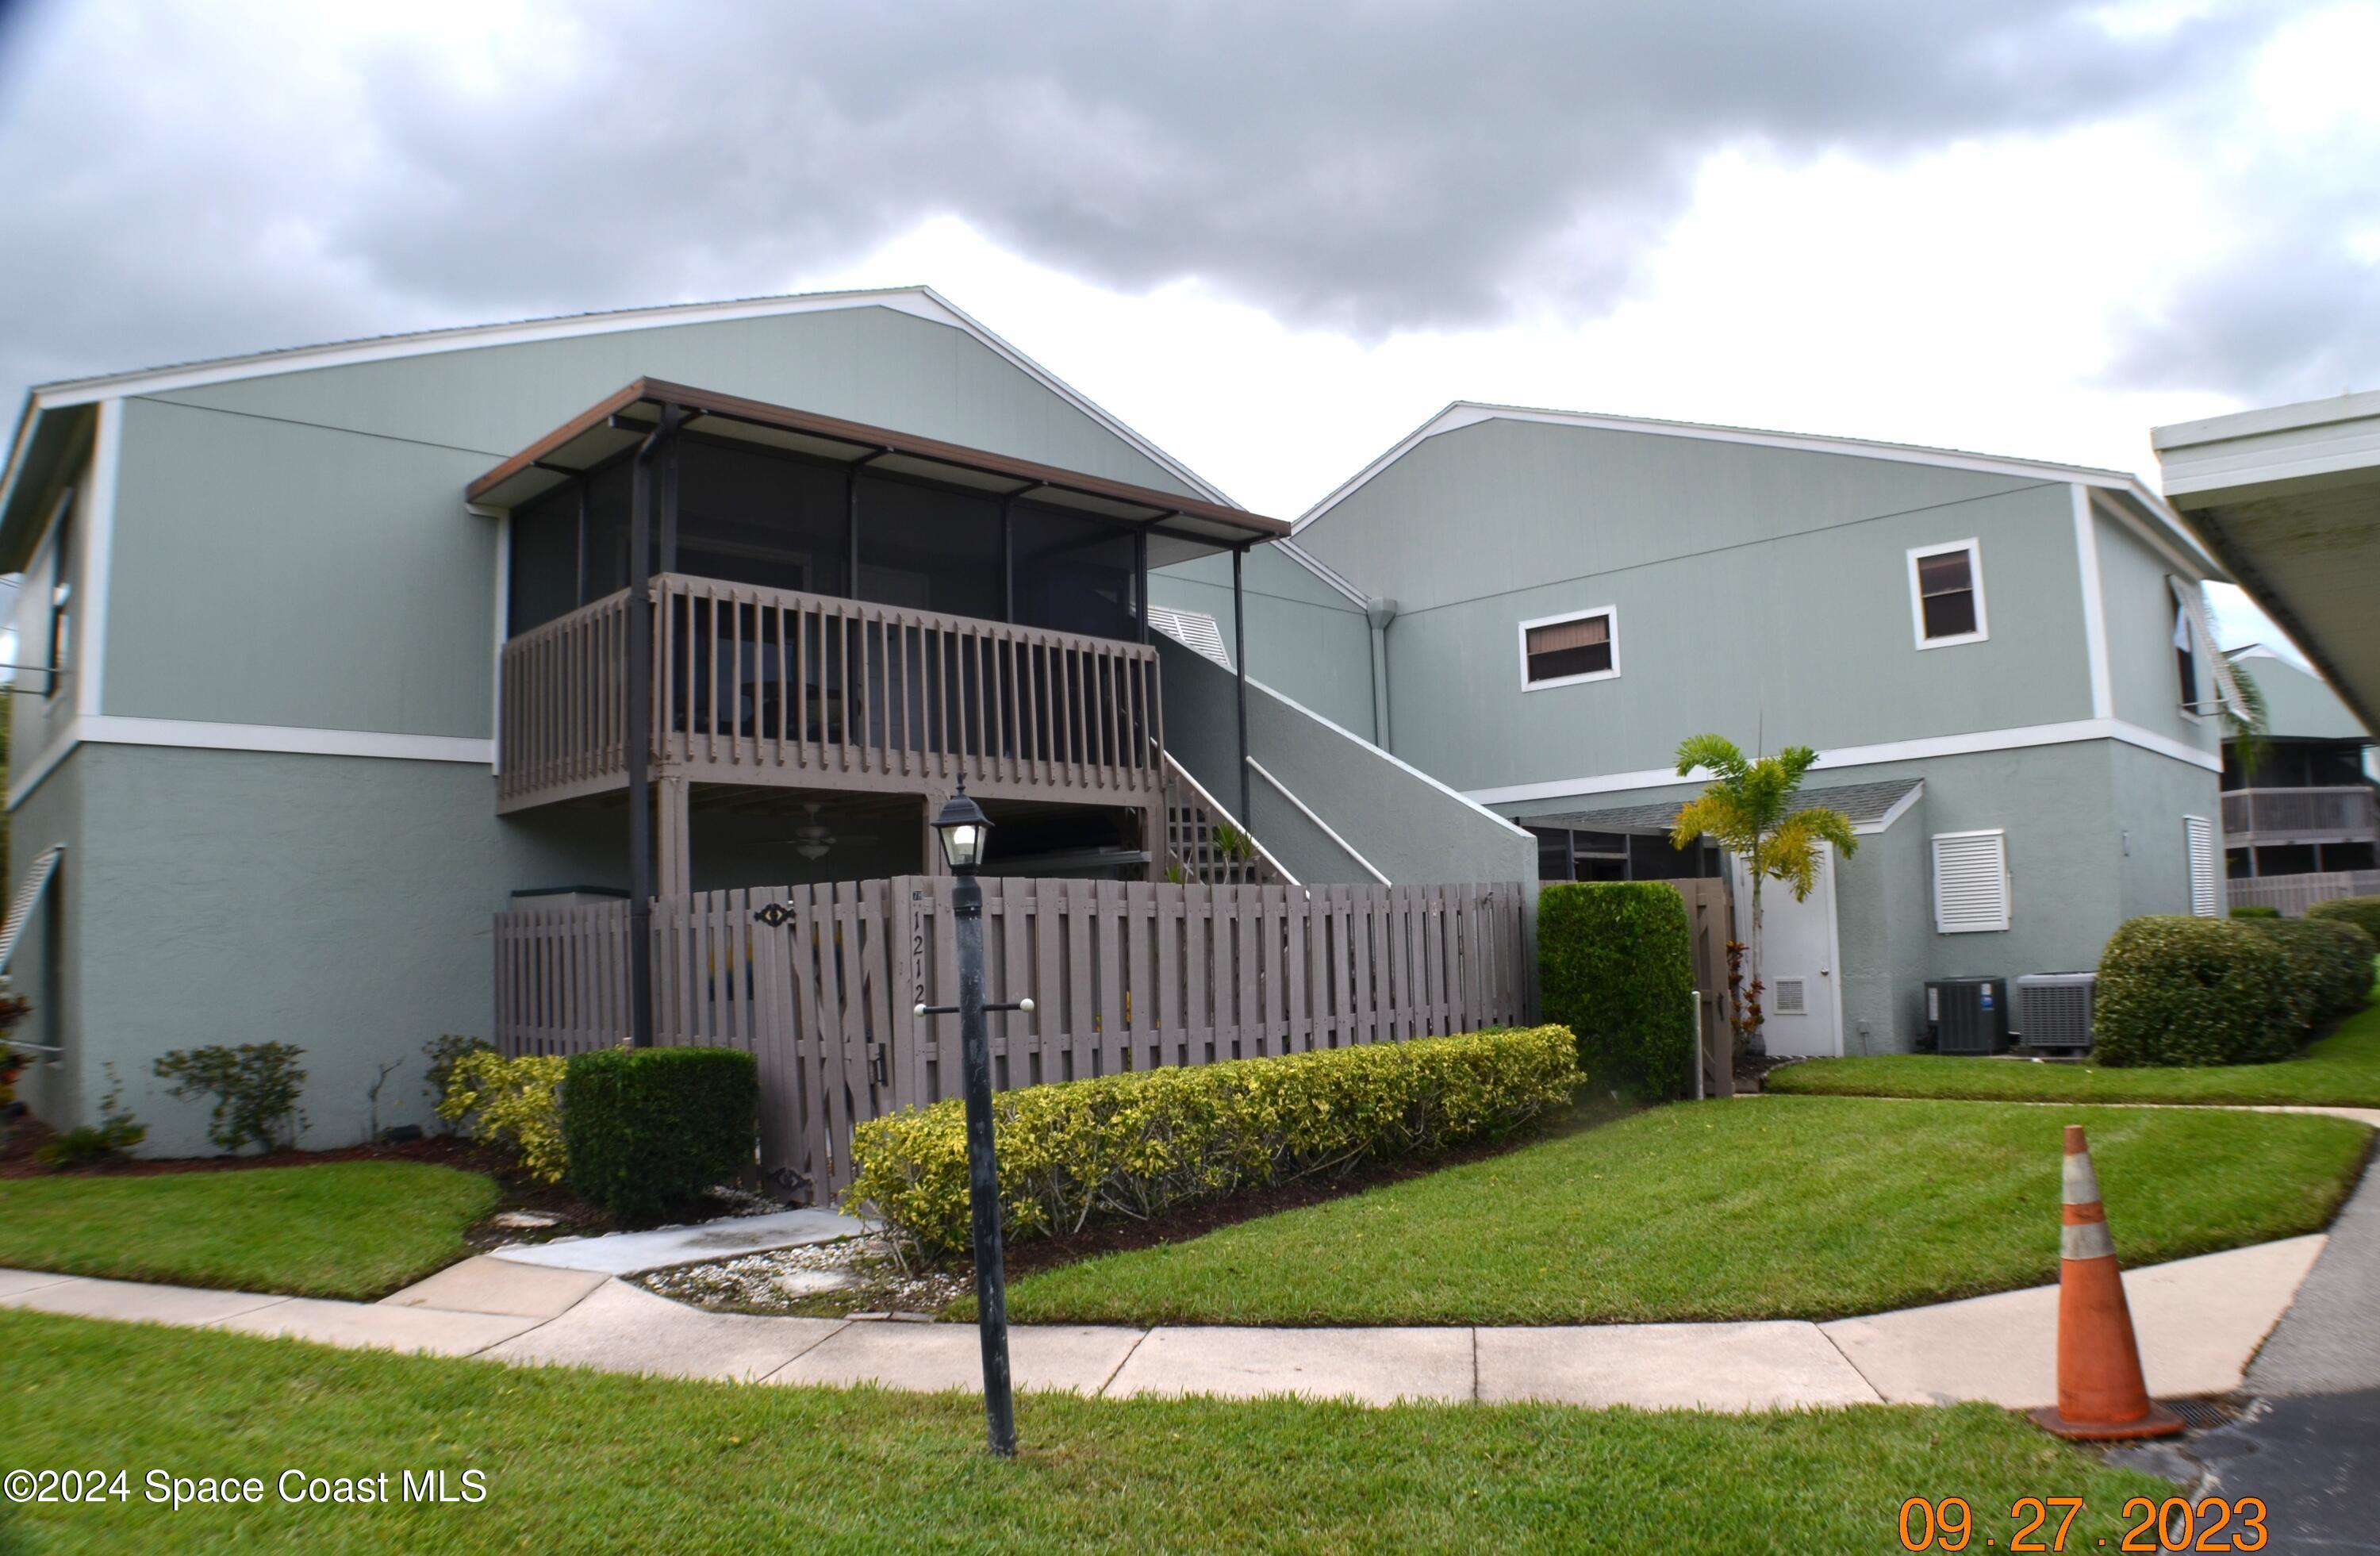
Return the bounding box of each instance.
[0,1308,2170,1554]
[0,1161,499,1300]
[1000,1097,2368,1327]
[1768,991,2380,1107]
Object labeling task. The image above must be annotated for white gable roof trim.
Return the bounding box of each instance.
[1294,400,2225,579]
[5,285,1238,511]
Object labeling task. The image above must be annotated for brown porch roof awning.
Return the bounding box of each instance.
[466,378,1289,565]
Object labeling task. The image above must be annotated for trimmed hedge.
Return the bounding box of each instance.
[2308,895,2380,944]
[2248,916,2378,1028]
[1538,882,1697,1098]
[2228,905,2281,920]
[2095,916,2295,1067]
[562,1047,759,1220]
[846,1026,1582,1262]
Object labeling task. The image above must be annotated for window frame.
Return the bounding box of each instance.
[1516,605,1621,692]
[1931,827,2011,934]
[1906,538,1988,650]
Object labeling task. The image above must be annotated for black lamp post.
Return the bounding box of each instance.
[915,779,1028,1458]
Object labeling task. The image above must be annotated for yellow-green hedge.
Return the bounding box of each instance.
[845,1026,1580,1262]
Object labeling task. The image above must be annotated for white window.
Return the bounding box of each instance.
[1933,829,2010,933]
[2185,815,2218,916]
[1907,539,1987,648]
[1518,606,1618,690]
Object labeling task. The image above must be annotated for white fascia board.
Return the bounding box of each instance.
[1298,398,2163,532]
[75,399,121,720]
[1464,718,2218,807]
[2153,386,2380,454]
[2071,486,2114,720]
[4,285,1239,514]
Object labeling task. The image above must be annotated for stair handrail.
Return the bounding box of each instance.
[1157,748,1299,887]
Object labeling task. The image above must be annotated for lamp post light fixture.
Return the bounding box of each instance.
[914,779,1030,1458]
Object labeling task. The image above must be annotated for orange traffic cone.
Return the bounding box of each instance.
[2030,1124,2183,1439]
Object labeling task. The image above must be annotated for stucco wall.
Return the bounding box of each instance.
[48,743,620,1155]
[1294,418,2098,793]
[99,303,1210,740]
[1500,739,2210,1051]
[1150,544,1378,741]
[1156,636,1534,887]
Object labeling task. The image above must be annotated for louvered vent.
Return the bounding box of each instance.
[2185,816,2218,917]
[1933,830,2010,934]
[1146,605,1232,670]
[1772,976,1807,1015]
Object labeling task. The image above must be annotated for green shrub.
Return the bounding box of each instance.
[2095,916,2294,1067]
[34,1065,145,1169]
[2228,905,2281,920]
[848,1026,1581,1263]
[2246,916,2377,1029]
[563,1047,758,1220]
[438,1050,568,1183]
[424,1034,494,1133]
[153,1043,307,1154]
[2307,894,2380,944]
[1538,882,1696,1097]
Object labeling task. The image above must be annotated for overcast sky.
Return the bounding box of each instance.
[1,0,2373,651]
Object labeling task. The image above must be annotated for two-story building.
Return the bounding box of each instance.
[0,290,1533,1153]
[1154,402,2245,1056]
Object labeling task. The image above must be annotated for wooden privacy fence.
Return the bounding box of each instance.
[1673,878,1736,1098]
[493,877,1532,1201]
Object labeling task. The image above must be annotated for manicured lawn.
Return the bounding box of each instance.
[0,1162,499,1301]
[1768,990,2380,1107]
[1001,1097,2368,1327]
[0,1308,2167,1554]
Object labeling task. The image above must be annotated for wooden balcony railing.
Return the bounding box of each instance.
[2221,786,2379,842]
[498,575,1165,809]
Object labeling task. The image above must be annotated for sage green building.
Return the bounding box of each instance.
[1156,402,2242,1058]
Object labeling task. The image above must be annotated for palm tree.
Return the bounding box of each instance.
[1668,734,1858,1058]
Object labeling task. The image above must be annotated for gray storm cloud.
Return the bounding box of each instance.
[0,0,2364,411]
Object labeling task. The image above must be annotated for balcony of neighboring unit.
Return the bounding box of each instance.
[471,378,1291,816]
[2219,785,2380,847]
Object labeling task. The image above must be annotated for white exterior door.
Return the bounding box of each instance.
[1734,844,1844,1058]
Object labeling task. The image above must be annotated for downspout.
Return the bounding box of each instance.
[1232,545,1252,825]
[1365,597,1398,751]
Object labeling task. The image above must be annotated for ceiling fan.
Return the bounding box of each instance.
[765,803,879,862]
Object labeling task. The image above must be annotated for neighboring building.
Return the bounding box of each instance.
[1160,402,2244,1058]
[2219,647,2378,901]
[0,290,1526,1153]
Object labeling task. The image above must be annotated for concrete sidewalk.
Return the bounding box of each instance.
[0,1232,2327,1412]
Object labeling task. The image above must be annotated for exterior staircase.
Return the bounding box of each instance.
[1160,753,1294,886]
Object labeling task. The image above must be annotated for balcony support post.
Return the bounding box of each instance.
[657,774,692,900]
[1233,544,1251,827]
[625,405,684,1047]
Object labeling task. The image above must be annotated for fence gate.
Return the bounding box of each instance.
[1673,877,1736,1098]
[495,877,1532,1204]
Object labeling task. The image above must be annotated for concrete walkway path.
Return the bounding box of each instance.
[0,1232,2327,1412]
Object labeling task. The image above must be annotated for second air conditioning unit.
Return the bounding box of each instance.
[2017,972,2098,1053]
